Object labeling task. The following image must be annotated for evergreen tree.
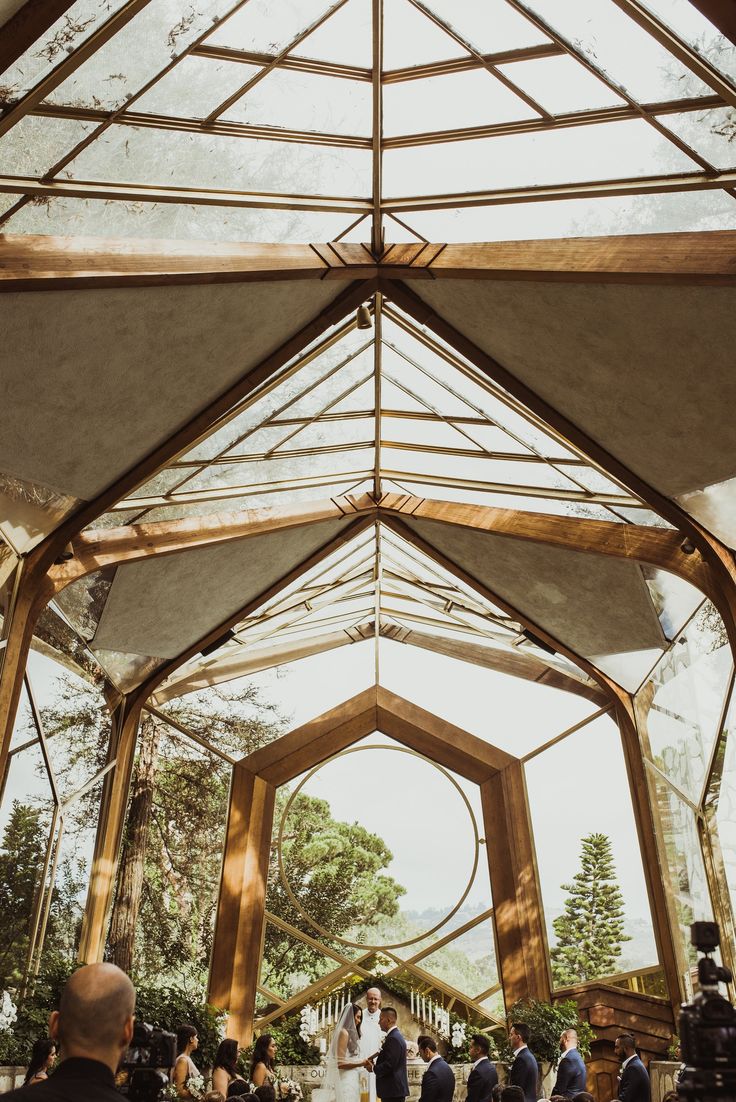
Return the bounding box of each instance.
[0,802,47,988]
[551,832,630,986]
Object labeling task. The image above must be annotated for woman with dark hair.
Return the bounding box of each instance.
[172,1023,199,1098]
[250,1035,277,1089]
[213,1038,245,1096]
[325,1003,364,1102]
[23,1039,57,1085]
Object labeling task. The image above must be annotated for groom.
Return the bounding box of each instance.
[365,1008,408,1102]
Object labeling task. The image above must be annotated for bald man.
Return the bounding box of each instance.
[361,988,384,1102]
[6,962,135,1100]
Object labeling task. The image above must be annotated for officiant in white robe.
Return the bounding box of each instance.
[360,988,384,1102]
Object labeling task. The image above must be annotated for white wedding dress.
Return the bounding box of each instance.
[325,1005,365,1102]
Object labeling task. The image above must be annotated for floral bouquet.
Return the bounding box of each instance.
[275,1075,303,1102]
[160,1073,207,1100]
[0,991,17,1033]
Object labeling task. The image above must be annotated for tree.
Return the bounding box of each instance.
[551,832,630,986]
[0,802,48,989]
[262,792,406,996]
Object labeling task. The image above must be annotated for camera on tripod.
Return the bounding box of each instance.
[677,921,736,1101]
[117,1020,176,1102]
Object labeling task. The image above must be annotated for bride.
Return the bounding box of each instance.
[324,1003,366,1102]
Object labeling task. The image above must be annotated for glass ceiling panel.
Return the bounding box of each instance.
[636,0,736,89]
[63,125,371,196]
[293,0,372,68]
[0,0,130,103]
[133,57,260,119]
[402,190,736,241]
[662,107,736,170]
[523,0,713,102]
[382,0,461,70]
[419,0,552,54]
[44,0,243,111]
[208,0,345,54]
[0,116,97,177]
[496,54,625,114]
[383,118,699,197]
[382,69,538,139]
[223,68,372,137]
[0,196,353,242]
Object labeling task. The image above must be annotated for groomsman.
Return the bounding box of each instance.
[551,1029,586,1098]
[417,1036,455,1102]
[614,1034,650,1102]
[508,1023,538,1102]
[367,1008,409,1102]
[466,1034,498,1102]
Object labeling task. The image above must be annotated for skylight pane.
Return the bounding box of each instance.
[45,0,243,111]
[223,68,372,137]
[523,0,712,102]
[382,0,460,70]
[661,107,736,170]
[383,118,699,196]
[63,125,371,196]
[497,54,624,114]
[294,0,372,67]
[403,189,736,240]
[0,116,96,176]
[0,0,130,102]
[419,0,551,54]
[0,195,352,242]
[208,0,344,54]
[383,68,538,138]
[640,0,736,89]
[133,57,260,118]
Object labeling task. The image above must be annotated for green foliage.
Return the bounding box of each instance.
[0,959,78,1066]
[240,1013,320,1071]
[496,998,594,1072]
[551,832,630,987]
[0,802,48,990]
[262,795,405,996]
[133,979,227,1070]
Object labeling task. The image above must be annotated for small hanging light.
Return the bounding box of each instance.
[356,304,372,330]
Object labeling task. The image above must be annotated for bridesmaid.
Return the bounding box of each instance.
[172,1024,199,1098]
[250,1035,277,1089]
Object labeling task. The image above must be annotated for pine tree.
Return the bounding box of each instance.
[551,832,630,986]
[0,802,47,988]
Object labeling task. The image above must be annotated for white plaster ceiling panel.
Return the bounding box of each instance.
[90,517,349,658]
[402,515,666,660]
[414,281,736,498]
[0,278,345,500]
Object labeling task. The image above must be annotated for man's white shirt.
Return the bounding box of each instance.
[621,1054,637,1071]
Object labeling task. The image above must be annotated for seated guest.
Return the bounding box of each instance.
[227,1085,253,1099]
[500,1088,524,1102]
[466,1034,498,1102]
[203,1094,226,1102]
[23,1040,57,1085]
[213,1040,245,1097]
[255,1085,276,1102]
[3,962,135,1101]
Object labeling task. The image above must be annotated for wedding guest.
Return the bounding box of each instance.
[466,1034,498,1102]
[250,1035,277,1089]
[572,1094,594,1102]
[172,1024,199,1099]
[508,1024,538,1102]
[2,962,135,1101]
[662,1092,678,1102]
[204,1093,226,1102]
[551,1029,586,1098]
[614,1034,649,1102]
[213,1039,245,1096]
[228,1085,255,1100]
[255,1084,276,1102]
[23,1040,57,1085]
[499,1088,524,1102]
[417,1036,455,1102]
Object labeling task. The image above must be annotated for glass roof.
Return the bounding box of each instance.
[1,0,734,241]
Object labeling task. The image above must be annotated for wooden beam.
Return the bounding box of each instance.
[689,1,736,45]
[0,236,330,291]
[76,693,142,963]
[482,762,550,1003]
[0,0,75,72]
[50,493,377,591]
[421,232,736,286]
[375,686,513,778]
[208,765,276,1043]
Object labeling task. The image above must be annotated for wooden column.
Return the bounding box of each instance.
[209,763,276,1044]
[0,559,52,792]
[617,696,684,1009]
[77,692,142,963]
[481,760,550,1004]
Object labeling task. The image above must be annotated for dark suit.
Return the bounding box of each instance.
[374,1027,409,1102]
[2,1058,123,1101]
[617,1055,650,1102]
[466,1056,498,1102]
[419,1055,455,1102]
[552,1048,587,1098]
[509,1046,538,1102]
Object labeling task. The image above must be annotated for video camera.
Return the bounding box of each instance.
[117,1021,176,1102]
[677,922,736,1102]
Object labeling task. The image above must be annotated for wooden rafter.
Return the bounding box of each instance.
[0,0,76,73]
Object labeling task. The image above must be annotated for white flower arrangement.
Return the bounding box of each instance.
[450,1022,466,1048]
[0,991,18,1033]
[160,1072,207,1100]
[275,1074,304,1102]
